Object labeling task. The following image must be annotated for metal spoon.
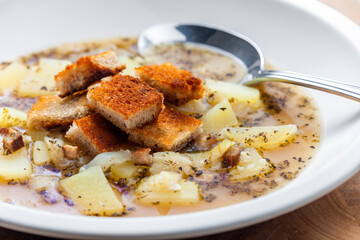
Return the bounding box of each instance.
[138,23,360,102]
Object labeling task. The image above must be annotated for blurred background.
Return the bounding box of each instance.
[320,0,360,25]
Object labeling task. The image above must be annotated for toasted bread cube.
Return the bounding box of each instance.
[128,108,202,151]
[135,63,205,105]
[87,74,164,130]
[55,51,125,97]
[27,94,93,130]
[65,114,128,157]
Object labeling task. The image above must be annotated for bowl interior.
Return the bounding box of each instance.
[0,0,359,238]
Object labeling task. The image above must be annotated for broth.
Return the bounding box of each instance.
[0,38,321,217]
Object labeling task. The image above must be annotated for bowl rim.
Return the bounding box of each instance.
[0,0,360,239]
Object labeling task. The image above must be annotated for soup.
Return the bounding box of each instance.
[0,37,321,217]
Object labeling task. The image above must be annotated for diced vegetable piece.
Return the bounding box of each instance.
[229,147,274,180]
[32,141,51,165]
[205,78,260,106]
[175,99,210,114]
[135,171,200,205]
[0,148,32,181]
[18,58,71,97]
[80,150,132,172]
[60,166,124,216]
[29,175,60,191]
[110,161,142,180]
[44,136,64,165]
[151,152,194,175]
[184,139,235,168]
[26,130,50,141]
[200,98,238,133]
[217,125,299,150]
[0,62,28,93]
[0,107,27,127]
[118,56,141,76]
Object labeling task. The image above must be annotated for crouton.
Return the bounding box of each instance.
[65,114,128,157]
[55,51,125,97]
[87,74,164,130]
[128,108,202,151]
[135,63,205,105]
[27,94,93,130]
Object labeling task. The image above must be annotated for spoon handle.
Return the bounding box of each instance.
[246,70,360,102]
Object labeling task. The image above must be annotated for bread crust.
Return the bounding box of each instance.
[55,51,125,97]
[135,63,205,105]
[27,94,93,130]
[65,114,128,156]
[128,108,202,151]
[87,74,164,130]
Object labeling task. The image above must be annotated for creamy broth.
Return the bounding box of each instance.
[0,38,321,217]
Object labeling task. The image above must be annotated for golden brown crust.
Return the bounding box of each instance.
[87,74,164,130]
[135,63,205,105]
[55,51,125,97]
[27,94,93,130]
[128,108,202,151]
[65,114,128,156]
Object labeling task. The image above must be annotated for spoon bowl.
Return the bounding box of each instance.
[138,23,360,102]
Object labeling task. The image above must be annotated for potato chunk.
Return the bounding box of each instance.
[32,141,51,165]
[217,125,299,150]
[44,136,64,166]
[60,166,124,216]
[135,171,200,205]
[118,56,142,77]
[151,152,195,176]
[0,107,27,127]
[229,147,274,180]
[80,150,132,172]
[0,62,28,94]
[18,58,71,97]
[110,161,142,180]
[205,78,260,106]
[184,139,235,169]
[0,148,32,181]
[200,98,238,134]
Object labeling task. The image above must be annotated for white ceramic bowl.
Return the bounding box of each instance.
[0,0,359,239]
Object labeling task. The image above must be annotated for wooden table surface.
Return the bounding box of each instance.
[1,0,360,239]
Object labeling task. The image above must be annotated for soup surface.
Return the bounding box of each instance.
[0,38,321,217]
